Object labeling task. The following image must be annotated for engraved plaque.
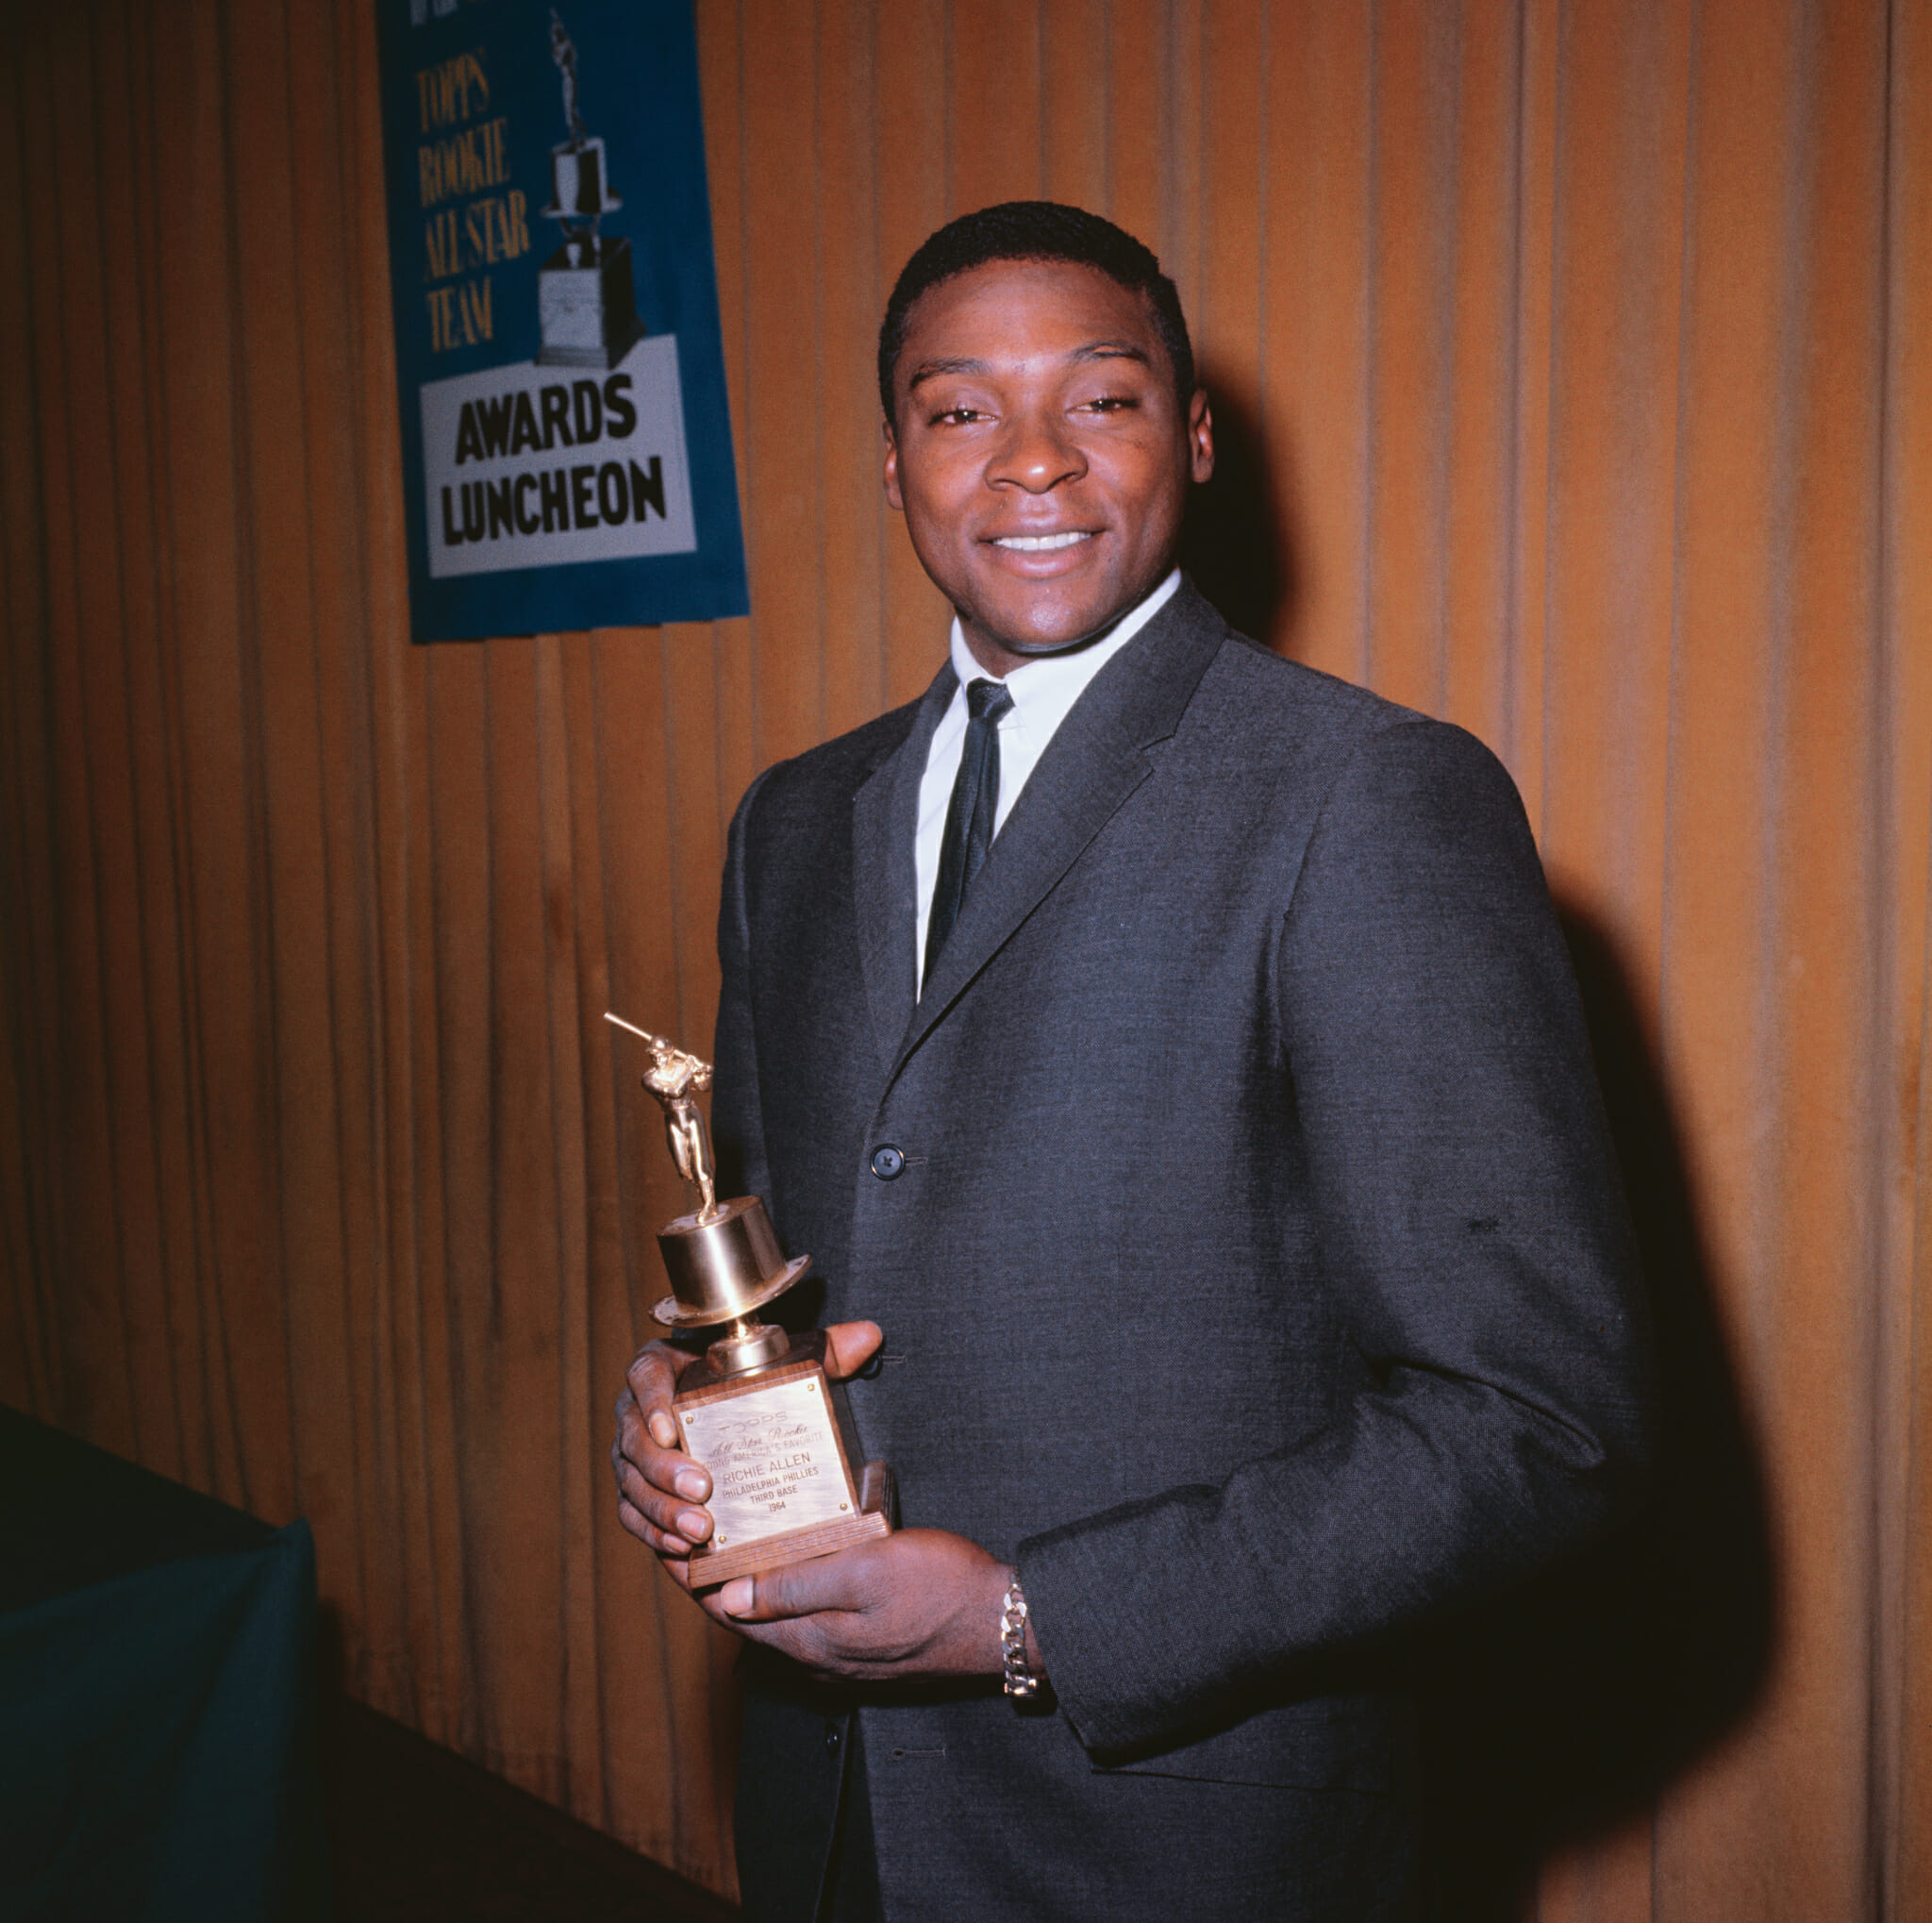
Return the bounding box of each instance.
[673,1334,892,1588]
[680,1374,853,1546]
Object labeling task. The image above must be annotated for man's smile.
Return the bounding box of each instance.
[991,530,1095,551]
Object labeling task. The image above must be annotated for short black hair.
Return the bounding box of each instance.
[877,201,1196,423]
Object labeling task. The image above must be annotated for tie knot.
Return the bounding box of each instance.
[966,678,1013,724]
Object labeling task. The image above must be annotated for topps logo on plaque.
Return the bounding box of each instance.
[377,0,748,641]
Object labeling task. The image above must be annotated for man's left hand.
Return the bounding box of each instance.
[696,1529,1030,1681]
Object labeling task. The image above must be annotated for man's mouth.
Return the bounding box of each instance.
[991,531,1095,552]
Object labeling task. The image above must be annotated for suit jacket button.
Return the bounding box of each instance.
[869,1145,906,1179]
[825,1724,842,1755]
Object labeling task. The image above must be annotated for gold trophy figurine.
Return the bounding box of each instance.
[639,1032,719,1215]
[608,1013,893,1587]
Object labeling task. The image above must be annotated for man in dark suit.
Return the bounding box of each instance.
[612,203,1653,1921]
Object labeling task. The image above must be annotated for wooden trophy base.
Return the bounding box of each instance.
[674,1330,893,1590]
[685,1472,892,1588]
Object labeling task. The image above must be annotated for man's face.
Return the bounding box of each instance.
[883,259,1214,677]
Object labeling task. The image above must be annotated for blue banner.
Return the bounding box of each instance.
[376,0,749,641]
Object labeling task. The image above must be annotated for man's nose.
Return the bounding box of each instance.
[986,407,1086,493]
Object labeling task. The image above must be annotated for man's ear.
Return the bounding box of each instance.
[882,417,904,511]
[1188,389,1215,485]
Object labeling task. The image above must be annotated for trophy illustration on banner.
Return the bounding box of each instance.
[537,10,645,368]
[607,1013,894,1587]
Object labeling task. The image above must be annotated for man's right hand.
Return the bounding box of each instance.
[611,1321,884,1580]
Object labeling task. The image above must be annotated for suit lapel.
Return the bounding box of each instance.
[852,663,956,1078]
[894,582,1228,1076]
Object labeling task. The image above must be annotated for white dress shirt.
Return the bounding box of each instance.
[914,569,1182,988]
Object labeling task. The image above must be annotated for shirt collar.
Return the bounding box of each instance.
[945,569,1183,715]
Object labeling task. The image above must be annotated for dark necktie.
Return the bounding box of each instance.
[924,677,1014,981]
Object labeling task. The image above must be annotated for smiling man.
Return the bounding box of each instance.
[612,204,1653,1922]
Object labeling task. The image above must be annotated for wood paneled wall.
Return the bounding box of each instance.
[5,0,1931,1913]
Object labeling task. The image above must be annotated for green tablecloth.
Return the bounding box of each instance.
[0,1406,329,1921]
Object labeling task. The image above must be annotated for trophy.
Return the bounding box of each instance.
[607,1013,893,1587]
[536,11,645,369]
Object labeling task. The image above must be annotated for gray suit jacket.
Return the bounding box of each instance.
[712,582,1653,1921]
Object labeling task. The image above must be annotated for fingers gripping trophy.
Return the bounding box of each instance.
[608,1014,893,1586]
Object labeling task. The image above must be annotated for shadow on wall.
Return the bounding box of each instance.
[1180,366,1297,649]
[1414,903,1776,1918]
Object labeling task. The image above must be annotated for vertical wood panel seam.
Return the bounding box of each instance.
[0,39,63,1414]
[585,630,645,1834]
[481,652,503,1337]
[1749,0,1812,1399]
[323,0,398,1391]
[78,3,142,1445]
[98,0,189,1478]
[868,0,884,717]
[1036,0,1048,196]
[1103,0,1113,214]
[110,0,180,1469]
[1838,8,1897,1908]
[1499,0,1528,782]
[649,620,694,1827]
[364,0,458,1700]
[208,0,279,1518]
[812,4,827,743]
[1164,0,1179,281]
[327,0,391,1246]
[269,0,364,1614]
[336,0,414,1676]
[1907,841,1932,1920]
[1361,0,1381,688]
[1870,2,1903,1905]
[735,0,758,772]
[1653,73,1707,1912]
[1437,2,1463,721]
[871,3,887,718]
[533,642,582,1815]
[1255,0,1268,567]
[708,2,747,853]
[1657,0,1705,1104]
[1182,0,1197,342]
[59,4,145,1459]
[136,0,224,1496]
[1873,0,1916,1902]
[1537,0,1568,832]
[423,646,482,1733]
[661,635,691,1052]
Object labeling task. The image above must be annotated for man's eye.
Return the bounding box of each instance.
[1078,394,1138,414]
[930,406,984,426]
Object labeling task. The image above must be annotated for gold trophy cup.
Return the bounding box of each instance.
[608,1014,893,1587]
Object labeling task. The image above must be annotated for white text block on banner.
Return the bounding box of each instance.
[420,334,697,579]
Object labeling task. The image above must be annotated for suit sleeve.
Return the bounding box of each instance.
[711,766,778,1207]
[1018,718,1657,1758]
